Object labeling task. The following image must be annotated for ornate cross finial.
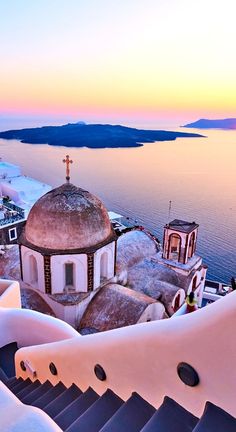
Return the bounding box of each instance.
[63,155,73,183]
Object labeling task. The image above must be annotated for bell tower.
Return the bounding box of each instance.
[156,219,207,307]
[162,219,198,264]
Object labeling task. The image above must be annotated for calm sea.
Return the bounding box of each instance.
[0,119,235,283]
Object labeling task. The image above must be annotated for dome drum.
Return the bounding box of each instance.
[19,182,117,297]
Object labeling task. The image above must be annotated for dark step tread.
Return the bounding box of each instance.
[140,396,199,432]
[54,387,99,430]
[0,367,9,384]
[10,378,32,394]
[22,380,53,405]
[0,342,18,377]
[44,383,82,418]
[6,377,23,390]
[33,382,66,409]
[66,389,124,432]
[6,376,20,386]
[192,401,236,432]
[17,380,41,400]
[101,392,156,432]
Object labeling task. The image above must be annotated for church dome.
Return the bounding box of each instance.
[24,183,115,251]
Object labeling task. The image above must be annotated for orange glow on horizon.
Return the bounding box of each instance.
[1,0,236,123]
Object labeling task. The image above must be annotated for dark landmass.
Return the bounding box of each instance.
[0,122,203,148]
[183,118,236,129]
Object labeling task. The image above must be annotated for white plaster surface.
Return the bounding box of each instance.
[0,280,21,309]
[15,291,236,418]
[94,242,115,289]
[0,176,51,214]
[0,382,61,431]
[0,305,78,350]
[0,162,21,179]
[137,302,165,322]
[51,254,87,293]
[21,246,45,292]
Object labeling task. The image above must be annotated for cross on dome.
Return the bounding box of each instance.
[63,155,73,183]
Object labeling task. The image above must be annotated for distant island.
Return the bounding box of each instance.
[0,122,203,148]
[183,118,236,129]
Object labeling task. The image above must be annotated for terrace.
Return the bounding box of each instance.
[0,200,25,227]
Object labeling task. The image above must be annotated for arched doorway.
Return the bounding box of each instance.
[173,292,181,312]
[29,255,38,286]
[172,289,185,313]
[188,232,195,259]
[192,275,198,291]
[168,234,181,262]
[100,252,108,285]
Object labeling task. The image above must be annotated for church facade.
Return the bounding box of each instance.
[18,156,207,330]
[19,183,117,295]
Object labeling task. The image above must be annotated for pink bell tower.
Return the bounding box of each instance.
[162,219,198,264]
[156,219,207,307]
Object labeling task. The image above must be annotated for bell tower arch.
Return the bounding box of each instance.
[163,219,198,264]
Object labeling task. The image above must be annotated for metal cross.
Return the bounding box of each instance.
[63,155,73,183]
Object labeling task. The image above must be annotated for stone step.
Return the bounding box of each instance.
[33,382,66,409]
[140,396,199,432]
[100,392,156,432]
[54,387,99,431]
[0,342,18,377]
[44,383,82,419]
[66,389,124,432]
[21,380,53,404]
[16,379,41,399]
[0,367,9,384]
[6,377,23,390]
[9,378,32,394]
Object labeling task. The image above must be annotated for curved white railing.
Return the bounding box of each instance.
[0,280,78,349]
[0,279,21,309]
[0,307,78,349]
[15,291,236,418]
[0,382,61,431]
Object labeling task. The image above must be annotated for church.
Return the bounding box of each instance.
[18,156,207,331]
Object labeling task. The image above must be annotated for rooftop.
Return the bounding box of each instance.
[165,219,199,233]
[0,201,25,227]
[79,283,158,332]
[155,251,202,272]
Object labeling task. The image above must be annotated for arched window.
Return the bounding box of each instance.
[168,234,181,262]
[188,232,195,259]
[100,252,108,284]
[172,288,185,312]
[192,275,198,291]
[173,292,181,312]
[64,262,75,291]
[29,255,38,285]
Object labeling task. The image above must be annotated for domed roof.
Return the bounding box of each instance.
[24,183,115,251]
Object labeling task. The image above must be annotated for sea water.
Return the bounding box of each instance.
[0,122,235,283]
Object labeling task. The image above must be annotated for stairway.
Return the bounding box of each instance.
[1,343,236,431]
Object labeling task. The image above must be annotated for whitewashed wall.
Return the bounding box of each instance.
[0,280,21,309]
[93,242,115,289]
[15,291,236,418]
[51,254,87,293]
[137,302,165,322]
[28,286,98,328]
[21,246,45,292]
[0,382,61,432]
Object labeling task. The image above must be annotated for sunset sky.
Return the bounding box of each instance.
[0,0,236,126]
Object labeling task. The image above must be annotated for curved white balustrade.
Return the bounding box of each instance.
[0,382,61,431]
[0,279,78,348]
[14,290,236,419]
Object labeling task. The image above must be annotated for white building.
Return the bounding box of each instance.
[19,181,119,326]
[0,160,51,215]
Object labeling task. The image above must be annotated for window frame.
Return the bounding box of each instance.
[8,227,17,241]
